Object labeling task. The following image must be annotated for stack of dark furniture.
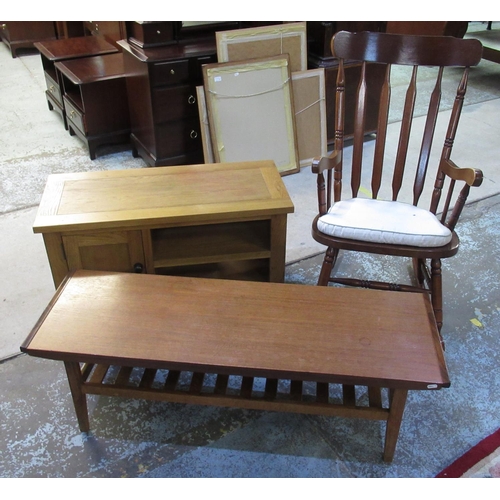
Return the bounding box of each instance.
[2,20,479,163]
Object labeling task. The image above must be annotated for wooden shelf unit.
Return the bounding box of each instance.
[34,161,294,288]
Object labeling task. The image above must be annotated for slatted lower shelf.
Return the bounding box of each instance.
[80,363,391,421]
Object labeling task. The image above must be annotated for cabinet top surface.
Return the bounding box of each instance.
[33,161,294,233]
[21,270,449,389]
[55,53,125,84]
[118,39,216,62]
[34,35,118,60]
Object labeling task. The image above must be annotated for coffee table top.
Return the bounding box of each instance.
[33,160,294,233]
[22,270,450,390]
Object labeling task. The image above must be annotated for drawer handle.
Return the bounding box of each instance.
[156,30,161,35]
[188,95,196,105]
[69,110,76,118]
[190,130,198,139]
[133,263,144,273]
[170,69,175,75]
[49,85,55,93]
[1,24,6,30]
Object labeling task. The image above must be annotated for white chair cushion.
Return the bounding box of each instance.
[317,198,453,247]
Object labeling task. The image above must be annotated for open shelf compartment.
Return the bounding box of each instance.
[151,220,271,269]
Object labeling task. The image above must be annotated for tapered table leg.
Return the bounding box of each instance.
[383,388,408,462]
[64,361,90,432]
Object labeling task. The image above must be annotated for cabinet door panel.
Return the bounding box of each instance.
[62,230,145,273]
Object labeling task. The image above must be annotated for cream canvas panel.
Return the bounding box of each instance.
[203,55,299,175]
[216,22,307,73]
[198,69,327,168]
[292,69,327,168]
[196,85,215,163]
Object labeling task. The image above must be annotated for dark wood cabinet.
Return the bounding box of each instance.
[118,21,278,167]
[54,21,85,39]
[83,21,128,49]
[55,53,130,159]
[118,39,217,167]
[307,21,384,59]
[126,21,176,48]
[34,36,118,129]
[0,21,57,57]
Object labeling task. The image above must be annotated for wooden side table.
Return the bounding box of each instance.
[34,36,118,129]
[55,52,131,159]
[33,160,294,288]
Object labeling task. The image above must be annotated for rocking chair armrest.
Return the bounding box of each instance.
[312,150,342,174]
[440,158,483,187]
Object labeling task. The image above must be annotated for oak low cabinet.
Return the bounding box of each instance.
[44,218,280,287]
[34,161,294,288]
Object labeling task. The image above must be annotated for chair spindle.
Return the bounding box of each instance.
[393,66,418,200]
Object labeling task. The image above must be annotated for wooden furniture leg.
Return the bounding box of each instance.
[431,258,443,332]
[383,388,408,463]
[64,361,90,433]
[412,257,426,287]
[318,247,338,286]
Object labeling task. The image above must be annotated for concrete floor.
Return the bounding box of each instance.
[1,28,500,478]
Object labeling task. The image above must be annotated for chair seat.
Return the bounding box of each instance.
[317,198,453,248]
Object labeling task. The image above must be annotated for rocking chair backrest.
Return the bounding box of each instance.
[326,31,483,230]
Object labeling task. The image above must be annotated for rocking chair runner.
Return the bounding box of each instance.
[312,31,484,335]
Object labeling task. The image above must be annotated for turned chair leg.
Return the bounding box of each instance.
[317,247,339,286]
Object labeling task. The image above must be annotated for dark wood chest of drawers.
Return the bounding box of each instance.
[118,39,217,167]
[0,21,57,57]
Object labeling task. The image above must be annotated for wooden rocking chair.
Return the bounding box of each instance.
[312,31,484,336]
